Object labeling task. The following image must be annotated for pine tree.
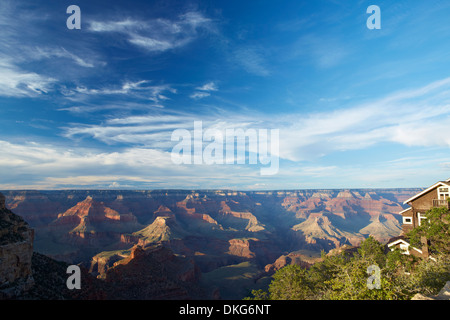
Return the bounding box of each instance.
[407,206,450,255]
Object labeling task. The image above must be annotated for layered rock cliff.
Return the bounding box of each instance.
[0,192,34,298]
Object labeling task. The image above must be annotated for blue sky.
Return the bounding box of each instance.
[1,0,450,190]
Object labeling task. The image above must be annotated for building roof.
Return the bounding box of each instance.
[399,207,412,215]
[403,180,450,205]
[387,238,424,254]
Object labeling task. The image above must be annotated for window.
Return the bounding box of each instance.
[403,217,412,224]
[399,243,410,254]
[418,212,427,226]
[438,187,449,200]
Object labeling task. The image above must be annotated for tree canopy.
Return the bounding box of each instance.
[247,206,450,300]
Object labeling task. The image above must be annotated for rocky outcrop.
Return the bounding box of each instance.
[291,213,360,251]
[217,201,265,232]
[0,192,34,298]
[89,249,130,279]
[264,252,318,274]
[359,214,402,243]
[0,193,5,210]
[51,196,142,247]
[103,244,205,299]
[411,281,450,300]
[24,252,108,300]
[131,216,187,244]
[175,200,219,225]
[227,238,256,259]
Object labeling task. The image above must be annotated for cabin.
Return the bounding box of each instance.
[387,236,429,259]
[399,178,450,234]
[387,178,450,259]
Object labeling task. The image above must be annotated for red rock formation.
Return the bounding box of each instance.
[264,252,318,274]
[227,238,256,259]
[51,196,142,246]
[153,205,175,219]
[217,201,264,232]
[175,199,219,225]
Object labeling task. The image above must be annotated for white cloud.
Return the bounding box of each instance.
[34,47,96,68]
[0,139,274,189]
[63,113,199,146]
[128,35,175,52]
[62,77,450,163]
[190,92,211,99]
[0,58,56,97]
[88,11,213,52]
[276,77,450,161]
[190,81,218,99]
[196,82,218,91]
[89,19,145,32]
[74,80,151,95]
[0,2,103,98]
[61,81,177,107]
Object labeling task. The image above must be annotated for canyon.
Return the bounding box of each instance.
[0,188,421,299]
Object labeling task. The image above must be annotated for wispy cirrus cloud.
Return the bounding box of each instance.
[62,77,450,163]
[63,113,203,146]
[0,58,56,97]
[1,137,447,190]
[277,77,450,161]
[0,1,103,98]
[4,77,450,190]
[190,92,211,99]
[88,11,213,52]
[0,139,274,190]
[60,81,177,109]
[33,47,97,68]
[196,82,218,92]
[0,139,177,189]
[190,81,218,99]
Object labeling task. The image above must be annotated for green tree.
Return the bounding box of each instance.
[321,237,408,300]
[246,231,449,301]
[403,254,450,296]
[408,206,450,255]
[356,235,386,266]
[267,264,314,300]
[245,289,269,300]
[321,258,400,300]
[306,250,350,296]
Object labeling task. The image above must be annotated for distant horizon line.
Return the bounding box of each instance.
[0,187,425,192]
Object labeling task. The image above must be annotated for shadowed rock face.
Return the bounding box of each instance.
[0,192,34,298]
[0,193,5,210]
[101,244,205,299]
